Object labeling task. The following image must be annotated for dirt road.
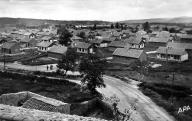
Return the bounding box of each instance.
[97,75,175,121]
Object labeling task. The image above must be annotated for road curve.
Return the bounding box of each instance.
[97,75,175,121]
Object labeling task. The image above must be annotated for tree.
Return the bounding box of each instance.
[162,26,169,31]
[57,48,79,75]
[79,54,107,95]
[111,23,114,29]
[58,27,73,46]
[93,24,97,30]
[115,22,120,29]
[142,22,150,32]
[77,31,86,40]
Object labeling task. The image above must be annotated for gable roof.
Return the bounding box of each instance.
[41,36,52,41]
[149,37,169,43]
[167,42,192,50]
[75,41,91,49]
[1,42,18,49]
[48,45,67,54]
[127,36,143,44]
[156,47,187,55]
[113,48,144,59]
[36,41,53,47]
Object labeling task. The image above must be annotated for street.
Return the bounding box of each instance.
[97,75,175,121]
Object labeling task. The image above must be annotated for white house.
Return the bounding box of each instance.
[156,47,188,62]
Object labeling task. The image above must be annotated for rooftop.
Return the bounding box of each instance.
[113,48,144,59]
[156,46,187,55]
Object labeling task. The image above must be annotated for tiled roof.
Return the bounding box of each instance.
[113,48,144,59]
[167,42,192,50]
[1,42,18,49]
[149,37,169,43]
[48,45,67,54]
[36,41,53,47]
[75,41,91,49]
[156,47,187,55]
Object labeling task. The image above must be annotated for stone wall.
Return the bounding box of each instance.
[0,104,106,121]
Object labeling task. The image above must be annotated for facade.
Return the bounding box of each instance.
[74,41,94,54]
[112,48,147,65]
[156,47,188,62]
[47,45,67,59]
[1,42,21,54]
[36,41,54,52]
[127,37,145,49]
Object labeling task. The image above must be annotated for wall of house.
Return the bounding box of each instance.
[77,48,88,53]
[11,44,21,54]
[157,53,188,62]
[112,56,136,65]
[100,43,108,48]
[181,53,188,61]
[48,52,63,60]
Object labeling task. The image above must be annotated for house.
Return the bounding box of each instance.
[29,33,36,39]
[74,41,94,54]
[178,34,192,43]
[156,47,188,62]
[36,41,55,52]
[1,41,21,54]
[20,37,39,48]
[112,48,147,65]
[167,42,192,58]
[108,41,130,52]
[41,36,54,42]
[126,36,145,49]
[47,45,68,59]
[146,37,170,50]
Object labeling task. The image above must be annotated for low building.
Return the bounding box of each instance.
[47,45,68,59]
[126,36,145,49]
[20,37,39,48]
[36,41,55,52]
[156,47,188,62]
[74,41,94,54]
[112,48,147,65]
[1,41,21,54]
[146,37,170,50]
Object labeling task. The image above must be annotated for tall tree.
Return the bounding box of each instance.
[77,31,86,40]
[115,22,120,29]
[93,24,97,30]
[57,48,79,75]
[111,23,114,29]
[58,27,73,46]
[79,54,107,95]
[142,22,150,32]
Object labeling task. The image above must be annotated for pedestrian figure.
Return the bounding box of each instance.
[47,65,49,71]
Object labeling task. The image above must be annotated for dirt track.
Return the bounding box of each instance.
[97,75,175,121]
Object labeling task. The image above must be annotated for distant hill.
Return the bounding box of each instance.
[120,17,192,24]
[0,17,111,27]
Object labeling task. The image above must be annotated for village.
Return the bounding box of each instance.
[0,20,192,121]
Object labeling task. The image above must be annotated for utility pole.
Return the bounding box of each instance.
[3,49,5,71]
[171,72,175,104]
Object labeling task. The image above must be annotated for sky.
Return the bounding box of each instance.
[0,0,191,21]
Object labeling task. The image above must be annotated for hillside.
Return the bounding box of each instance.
[120,17,192,24]
[0,17,111,26]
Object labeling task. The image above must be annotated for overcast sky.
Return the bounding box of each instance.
[0,0,191,21]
